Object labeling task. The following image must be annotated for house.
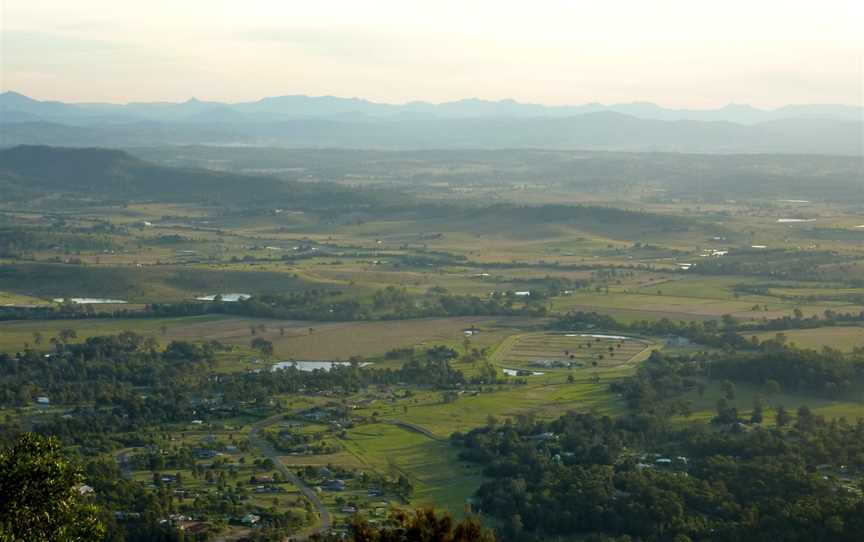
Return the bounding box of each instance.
[180,522,210,535]
[250,475,274,484]
[514,291,531,297]
[665,336,691,347]
[195,449,219,459]
[36,396,50,405]
[77,484,95,495]
[323,479,346,491]
[240,513,260,526]
[528,432,557,442]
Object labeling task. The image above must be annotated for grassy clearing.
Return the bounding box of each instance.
[342,423,481,515]
[743,326,864,352]
[550,289,855,321]
[0,291,51,306]
[370,371,631,438]
[677,379,864,424]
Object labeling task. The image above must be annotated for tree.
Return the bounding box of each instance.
[0,433,104,541]
[776,405,791,427]
[764,379,782,395]
[750,396,764,424]
[508,514,523,538]
[57,328,77,343]
[251,337,274,359]
[720,380,736,400]
[347,508,495,542]
[396,475,414,499]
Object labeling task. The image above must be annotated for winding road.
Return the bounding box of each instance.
[249,416,332,541]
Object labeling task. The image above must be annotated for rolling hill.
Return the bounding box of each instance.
[0,145,384,207]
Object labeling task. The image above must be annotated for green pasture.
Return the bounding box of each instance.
[676,379,864,424]
[342,423,481,515]
[743,326,864,352]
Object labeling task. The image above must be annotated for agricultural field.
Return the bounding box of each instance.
[3,146,864,541]
[494,331,653,372]
[743,326,864,352]
[342,423,481,514]
[0,314,542,359]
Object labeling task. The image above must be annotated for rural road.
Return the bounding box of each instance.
[249,416,332,541]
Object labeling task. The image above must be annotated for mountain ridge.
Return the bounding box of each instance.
[2,92,861,155]
[3,90,862,125]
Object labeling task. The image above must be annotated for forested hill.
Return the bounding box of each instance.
[0,145,391,208]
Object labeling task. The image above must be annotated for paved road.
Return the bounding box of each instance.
[249,416,332,541]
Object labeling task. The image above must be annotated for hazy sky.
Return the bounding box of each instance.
[2,0,862,108]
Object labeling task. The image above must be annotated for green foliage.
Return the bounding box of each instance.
[454,411,864,541]
[338,508,495,542]
[0,433,104,541]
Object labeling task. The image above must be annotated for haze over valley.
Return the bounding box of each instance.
[1,2,863,541]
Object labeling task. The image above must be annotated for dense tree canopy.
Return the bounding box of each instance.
[0,433,104,541]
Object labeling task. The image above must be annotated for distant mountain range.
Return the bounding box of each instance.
[1,91,862,154]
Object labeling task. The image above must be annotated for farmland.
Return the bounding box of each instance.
[494,331,653,371]
[2,146,864,541]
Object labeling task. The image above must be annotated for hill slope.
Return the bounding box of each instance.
[0,145,380,207]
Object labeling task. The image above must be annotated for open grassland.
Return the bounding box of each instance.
[342,423,481,515]
[0,290,51,306]
[743,326,864,352]
[0,314,544,359]
[675,379,864,424]
[550,288,862,321]
[371,369,632,438]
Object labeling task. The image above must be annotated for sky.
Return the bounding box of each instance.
[1,0,862,108]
